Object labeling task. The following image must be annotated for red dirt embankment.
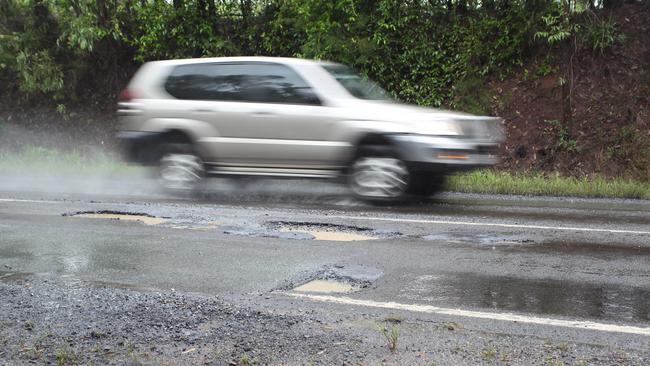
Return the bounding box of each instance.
[492,2,650,181]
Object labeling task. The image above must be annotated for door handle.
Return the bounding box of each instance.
[192,108,213,113]
[250,111,274,117]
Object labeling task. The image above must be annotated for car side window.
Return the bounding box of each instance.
[164,62,321,105]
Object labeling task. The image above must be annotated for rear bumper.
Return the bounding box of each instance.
[115,131,162,165]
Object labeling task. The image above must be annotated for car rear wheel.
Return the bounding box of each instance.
[349,155,410,200]
[158,143,205,192]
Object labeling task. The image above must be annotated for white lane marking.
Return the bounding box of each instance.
[327,215,650,235]
[0,198,61,204]
[2,197,648,235]
[283,292,650,336]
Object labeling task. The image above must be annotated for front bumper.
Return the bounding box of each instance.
[390,134,500,172]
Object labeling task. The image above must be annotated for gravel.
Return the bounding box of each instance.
[2,275,649,365]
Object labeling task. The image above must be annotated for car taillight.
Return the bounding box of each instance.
[119,88,135,102]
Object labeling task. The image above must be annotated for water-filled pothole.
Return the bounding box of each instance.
[269,221,379,241]
[64,210,168,226]
[286,265,382,294]
[293,279,356,293]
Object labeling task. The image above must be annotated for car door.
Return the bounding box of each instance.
[192,62,351,169]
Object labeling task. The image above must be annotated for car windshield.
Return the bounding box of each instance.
[322,64,392,101]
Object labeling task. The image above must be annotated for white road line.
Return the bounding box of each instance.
[2,197,648,235]
[282,292,650,336]
[0,198,61,204]
[327,215,650,235]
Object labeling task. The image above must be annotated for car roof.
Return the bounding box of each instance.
[151,56,328,67]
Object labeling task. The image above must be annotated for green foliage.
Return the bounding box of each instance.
[375,322,399,352]
[0,0,556,108]
[15,50,64,95]
[2,0,628,110]
[607,125,650,181]
[536,14,574,45]
[546,119,580,152]
[451,76,493,115]
[580,14,624,54]
[535,57,556,78]
[448,170,650,199]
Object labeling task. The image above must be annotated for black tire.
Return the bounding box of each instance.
[348,147,411,202]
[407,172,446,197]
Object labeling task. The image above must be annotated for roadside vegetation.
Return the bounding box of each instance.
[1,147,648,199]
[448,170,650,200]
[0,147,138,176]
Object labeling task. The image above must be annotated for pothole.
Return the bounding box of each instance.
[293,279,356,294]
[285,265,383,294]
[269,221,379,242]
[64,210,168,226]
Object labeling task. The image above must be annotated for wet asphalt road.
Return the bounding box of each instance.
[1,177,650,364]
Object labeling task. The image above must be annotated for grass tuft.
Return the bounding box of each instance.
[0,146,140,176]
[447,170,650,199]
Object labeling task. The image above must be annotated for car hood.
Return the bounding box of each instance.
[337,100,502,138]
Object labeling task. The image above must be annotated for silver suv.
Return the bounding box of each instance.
[117,57,503,201]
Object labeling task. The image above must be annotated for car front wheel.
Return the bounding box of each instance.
[348,156,410,200]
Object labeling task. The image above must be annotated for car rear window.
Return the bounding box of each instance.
[164,62,321,105]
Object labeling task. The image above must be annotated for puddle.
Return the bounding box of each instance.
[283,229,375,241]
[401,273,650,322]
[423,233,534,246]
[65,210,167,226]
[506,241,650,257]
[293,279,356,293]
[270,221,378,242]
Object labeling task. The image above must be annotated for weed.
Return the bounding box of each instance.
[575,358,588,366]
[447,170,650,199]
[384,315,403,324]
[535,56,556,78]
[23,346,44,360]
[124,340,137,361]
[0,146,141,176]
[239,352,258,365]
[481,343,497,359]
[500,352,511,362]
[545,355,566,366]
[546,119,579,153]
[375,322,399,353]
[90,330,106,339]
[54,347,77,366]
[607,125,650,180]
[580,14,625,55]
[23,320,34,331]
[442,322,462,331]
[556,342,569,353]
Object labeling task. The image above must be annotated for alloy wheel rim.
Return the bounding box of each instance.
[350,157,409,198]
